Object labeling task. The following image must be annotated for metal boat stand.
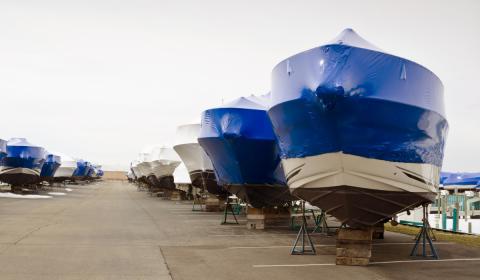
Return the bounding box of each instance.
[192,185,206,212]
[311,209,329,234]
[291,201,316,255]
[192,194,205,211]
[410,203,439,259]
[136,182,146,191]
[221,197,239,225]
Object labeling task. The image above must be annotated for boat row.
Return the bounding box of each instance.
[130,146,181,191]
[440,172,480,191]
[129,28,448,229]
[0,137,103,189]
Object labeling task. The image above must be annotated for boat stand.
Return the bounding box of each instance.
[410,203,439,259]
[291,201,316,255]
[192,194,205,211]
[193,177,210,211]
[192,185,206,211]
[221,197,239,225]
[311,209,329,234]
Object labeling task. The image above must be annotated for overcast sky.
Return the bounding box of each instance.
[0,0,478,171]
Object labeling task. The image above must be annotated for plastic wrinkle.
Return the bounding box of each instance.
[198,96,287,186]
[441,172,480,186]
[268,28,448,166]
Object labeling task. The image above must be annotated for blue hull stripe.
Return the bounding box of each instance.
[40,162,61,177]
[1,145,45,171]
[269,32,448,167]
[198,137,286,186]
[268,97,448,166]
[199,105,287,186]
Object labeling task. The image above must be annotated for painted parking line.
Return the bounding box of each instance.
[229,245,333,249]
[373,242,452,246]
[211,232,329,237]
[177,214,223,217]
[184,219,226,222]
[253,258,480,268]
[371,258,480,265]
[210,233,299,237]
[255,263,335,268]
[229,242,451,249]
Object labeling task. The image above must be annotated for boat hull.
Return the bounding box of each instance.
[189,169,228,197]
[268,97,448,167]
[72,161,92,180]
[131,166,142,179]
[54,166,76,178]
[199,137,284,185]
[0,167,41,186]
[268,32,448,227]
[198,136,293,207]
[283,152,438,227]
[149,160,180,179]
[0,154,44,186]
[147,174,176,190]
[40,162,61,179]
[173,143,226,195]
[173,143,212,174]
[293,186,434,227]
[224,183,293,208]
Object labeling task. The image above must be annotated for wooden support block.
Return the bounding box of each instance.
[336,257,370,266]
[218,199,227,211]
[372,222,385,239]
[336,245,372,258]
[337,228,373,241]
[247,207,264,215]
[169,191,182,201]
[336,227,373,266]
[246,207,290,229]
[247,214,265,220]
[246,219,265,230]
[205,205,220,212]
[205,197,220,212]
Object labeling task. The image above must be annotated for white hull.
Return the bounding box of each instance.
[284,152,438,194]
[173,143,213,173]
[173,163,192,184]
[54,159,77,178]
[53,166,76,178]
[149,160,180,179]
[283,152,439,226]
[137,162,151,177]
[0,167,40,176]
[131,166,142,178]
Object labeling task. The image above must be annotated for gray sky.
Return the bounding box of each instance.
[0,0,478,171]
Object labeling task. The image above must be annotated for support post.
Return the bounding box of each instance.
[247,206,290,230]
[410,203,439,259]
[291,201,316,255]
[372,222,385,239]
[192,192,205,212]
[205,195,221,212]
[336,227,373,265]
[221,197,239,225]
[169,190,182,201]
[453,207,458,232]
[311,209,329,234]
